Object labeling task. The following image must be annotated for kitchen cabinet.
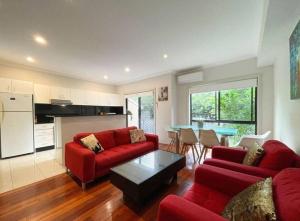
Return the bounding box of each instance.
[85,91,99,105]
[109,93,124,106]
[12,80,33,94]
[98,93,123,106]
[0,78,33,94]
[34,84,51,104]
[70,89,86,105]
[98,92,110,106]
[0,78,12,93]
[50,86,70,100]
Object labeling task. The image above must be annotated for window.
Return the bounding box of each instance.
[190,82,257,145]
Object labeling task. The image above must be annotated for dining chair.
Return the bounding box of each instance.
[167,130,178,152]
[236,131,271,149]
[199,129,220,162]
[179,128,200,164]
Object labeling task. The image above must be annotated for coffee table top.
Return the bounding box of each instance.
[110,150,184,185]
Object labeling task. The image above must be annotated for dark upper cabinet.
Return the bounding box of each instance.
[35,104,123,117]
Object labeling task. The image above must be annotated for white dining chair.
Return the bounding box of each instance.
[167,130,178,152]
[199,129,220,162]
[236,131,271,149]
[179,128,200,164]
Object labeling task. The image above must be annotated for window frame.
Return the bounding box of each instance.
[190,87,257,134]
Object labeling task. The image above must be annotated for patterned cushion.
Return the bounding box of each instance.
[222,177,276,221]
[243,142,264,166]
[80,134,104,153]
[129,129,146,143]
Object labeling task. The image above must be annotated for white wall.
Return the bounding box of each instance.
[273,43,300,153]
[117,58,274,144]
[117,73,176,143]
[0,61,116,93]
[176,58,274,136]
[259,1,300,154]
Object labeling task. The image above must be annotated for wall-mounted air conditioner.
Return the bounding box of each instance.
[177,71,204,84]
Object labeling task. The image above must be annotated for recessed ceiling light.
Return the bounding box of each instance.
[124,67,131,72]
[104,75,108,80]
[163,54,168,59]
[26,56,35,63]
[33,34,47,46]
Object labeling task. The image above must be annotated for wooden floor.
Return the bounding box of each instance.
[0,145,198,221]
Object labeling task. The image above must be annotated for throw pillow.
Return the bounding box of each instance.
[243,142,265,166]
[222,177,277,221]
[80,134,103,153]
[130,129,146,143]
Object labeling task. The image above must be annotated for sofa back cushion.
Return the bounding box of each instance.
[94,130,116,149]
[258,140,295,171]
[74,133,92,144]
[73,130,116,150]
[273,168,300,221]
[292,155,300,168]
[114,126,137,146]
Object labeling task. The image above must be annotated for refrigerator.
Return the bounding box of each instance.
[0,93,34,158]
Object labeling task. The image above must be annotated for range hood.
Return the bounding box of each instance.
[50,99,73,106]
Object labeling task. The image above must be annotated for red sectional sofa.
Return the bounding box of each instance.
[204,140,300,178]
[158,164,300,221]
[65,126,158,188]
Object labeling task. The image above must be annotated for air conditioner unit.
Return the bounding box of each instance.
[177,71,204,84]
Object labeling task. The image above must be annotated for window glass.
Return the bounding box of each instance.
[190,87,257,146]
[191,91,217,121]
[220,88,252,121]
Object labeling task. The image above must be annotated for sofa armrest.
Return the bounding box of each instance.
[65,142,95,183]
[158,195,228,221]
[195,164,263,196]
[212,146,247,163]
[145,133,159,149]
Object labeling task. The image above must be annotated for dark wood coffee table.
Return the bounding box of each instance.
[110,150,186,205]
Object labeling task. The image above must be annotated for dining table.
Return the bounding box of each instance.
[168,125,238,154]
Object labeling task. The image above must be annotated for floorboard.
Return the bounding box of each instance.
[0,145,199,221]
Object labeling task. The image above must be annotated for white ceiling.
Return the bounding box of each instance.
[0,0,265,85]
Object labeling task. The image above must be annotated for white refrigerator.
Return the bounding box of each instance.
[0,93,34,158]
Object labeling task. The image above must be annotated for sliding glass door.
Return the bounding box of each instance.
[190,81,257,145]
[126,91,155,133]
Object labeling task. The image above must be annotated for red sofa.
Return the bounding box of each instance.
[158,164,300,221]
[65,126,158,188]
[204,140,300,178]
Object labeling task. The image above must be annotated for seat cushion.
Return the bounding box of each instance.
[204,158,278,178]
[114,126,137,146]
[273,168,300,221]
[184,183,231,214]
[94,130,116,150]
[94,141,154,170]
[116,141,155,158]
[258,140,295,170]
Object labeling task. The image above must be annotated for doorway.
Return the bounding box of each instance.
[126,90,155,133]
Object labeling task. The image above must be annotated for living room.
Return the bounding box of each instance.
[0,0,300,220]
